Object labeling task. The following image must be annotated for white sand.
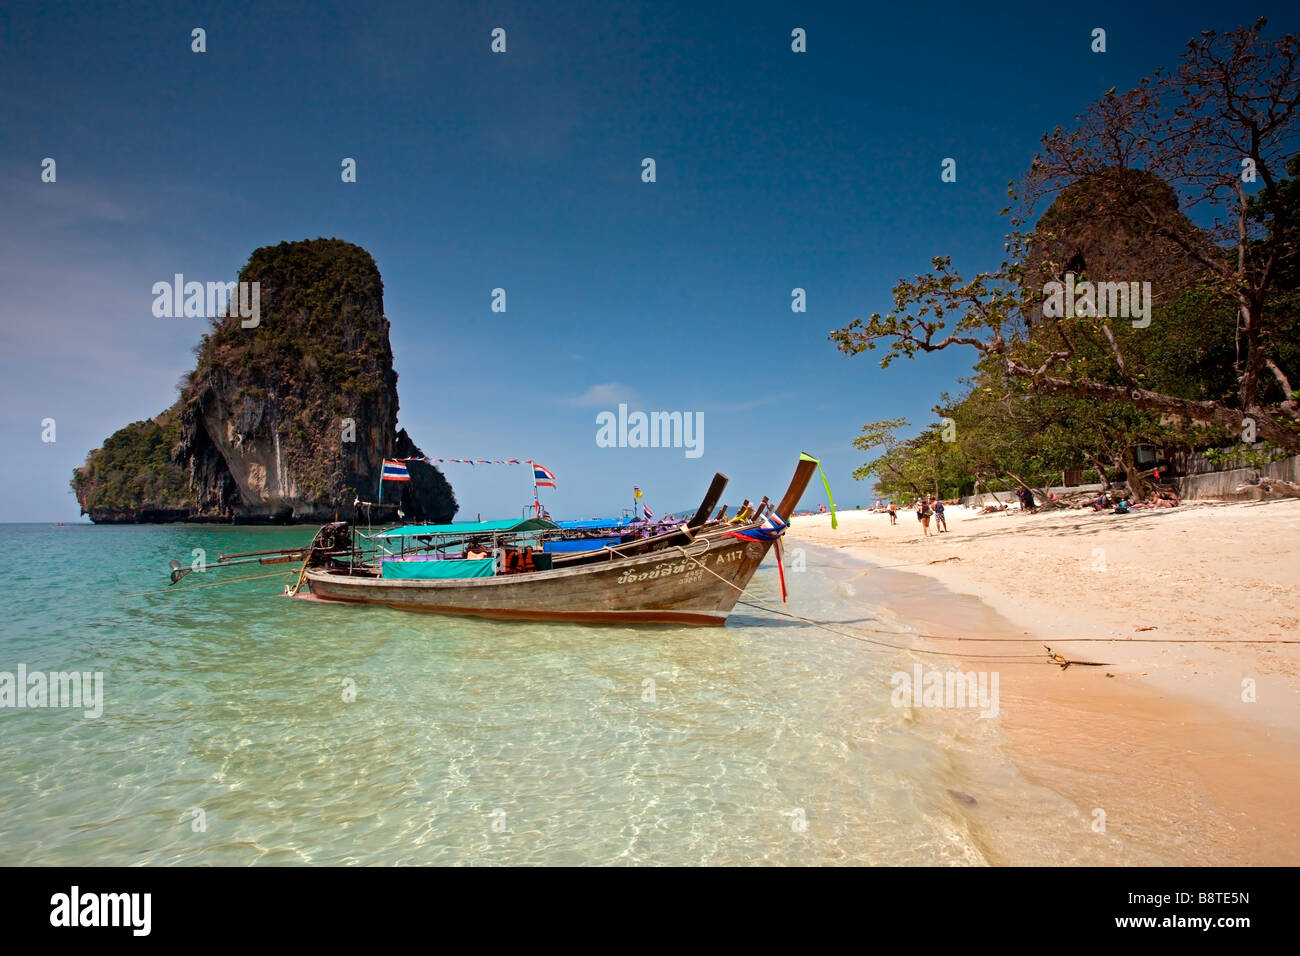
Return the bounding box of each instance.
[789,499,1300,864]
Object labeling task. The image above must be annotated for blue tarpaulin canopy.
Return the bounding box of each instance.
[375,518,557,538]
[542,537,622,553]
[554,518,637,530]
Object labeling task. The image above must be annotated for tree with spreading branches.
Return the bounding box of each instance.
[833,21,1299,456]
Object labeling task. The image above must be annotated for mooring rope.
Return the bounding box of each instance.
[735,599,1072,663]
[122,568,296,599]
[654,541,1061,664]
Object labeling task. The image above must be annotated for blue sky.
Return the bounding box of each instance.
[0,0,1288,521]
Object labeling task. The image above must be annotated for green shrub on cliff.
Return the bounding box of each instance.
[198,238,391,401]
[71,411,192,514]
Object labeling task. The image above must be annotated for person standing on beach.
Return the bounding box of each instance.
[917,496,933,536]
[933,498,947,532]
[888,502,897,525]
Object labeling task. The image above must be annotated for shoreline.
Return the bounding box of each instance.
[788,501,1300,865]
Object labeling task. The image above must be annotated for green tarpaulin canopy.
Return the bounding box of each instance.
[380,558,496,579]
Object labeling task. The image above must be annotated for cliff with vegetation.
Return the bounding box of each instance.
[72,239,457,524]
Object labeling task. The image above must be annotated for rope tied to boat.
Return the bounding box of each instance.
[659,542,1079,666]
[121,568,298,599]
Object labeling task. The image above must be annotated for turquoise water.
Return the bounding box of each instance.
[0,523,1116,865]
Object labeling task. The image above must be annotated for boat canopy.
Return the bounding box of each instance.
[375,518,558,538]
[543,537,622,553]
[554,518,637,530]
[381,557,497,579]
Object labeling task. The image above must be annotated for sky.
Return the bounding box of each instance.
[0,0,1292,521]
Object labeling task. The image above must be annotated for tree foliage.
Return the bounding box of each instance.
[836,21,1299,497]
[70,410,193,514]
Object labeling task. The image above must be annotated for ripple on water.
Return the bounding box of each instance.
[0,525,1131,865]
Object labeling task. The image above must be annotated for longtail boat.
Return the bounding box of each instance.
[169,455,818,626]
[294,455,816,626]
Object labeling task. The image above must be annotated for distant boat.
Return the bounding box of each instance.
[175,455,818,626]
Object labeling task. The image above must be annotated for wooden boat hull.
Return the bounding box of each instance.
[304,532,774,626]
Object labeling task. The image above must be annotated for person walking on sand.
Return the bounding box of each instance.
[933,497,947,533]
[917,496,933,536]
[888,502,897,525]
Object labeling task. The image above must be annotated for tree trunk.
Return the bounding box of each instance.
[1089,455,1111,490]
[1121,448,1151,499]
[1001,470,1062,509]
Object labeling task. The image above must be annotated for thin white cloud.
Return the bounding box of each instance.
[564,382,639,407]
[0,171,132,224]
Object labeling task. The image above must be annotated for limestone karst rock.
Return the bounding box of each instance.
[72,239,456,524]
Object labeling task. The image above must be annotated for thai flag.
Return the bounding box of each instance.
[532,463,557,488]
[642,503,654,520]
[381,459,411,482]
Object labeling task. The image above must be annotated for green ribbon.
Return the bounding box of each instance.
[800,453,837,529]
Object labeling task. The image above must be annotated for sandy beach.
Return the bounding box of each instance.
[789,499,1300,865]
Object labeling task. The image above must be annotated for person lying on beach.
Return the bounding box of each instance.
[1130,491,1176,510]
[977,502,1008,514]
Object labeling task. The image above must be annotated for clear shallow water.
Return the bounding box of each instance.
[0,523,1117,865]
